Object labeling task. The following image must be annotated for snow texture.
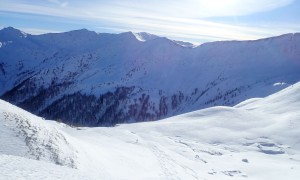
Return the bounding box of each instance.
[1,81,300,179]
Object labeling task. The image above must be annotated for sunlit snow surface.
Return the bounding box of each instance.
[1,82,300,180]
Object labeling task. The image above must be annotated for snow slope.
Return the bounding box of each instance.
[0,27,300,126]
[0,100,77,168]
[1,81,300,179]
[0,155,88,180]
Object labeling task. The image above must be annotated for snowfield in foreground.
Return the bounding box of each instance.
[1,82,300,180]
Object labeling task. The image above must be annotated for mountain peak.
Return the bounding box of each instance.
[64,28,97,36]
[1,26,20,32]
[115,31,141,42]
[133,32,160,42]
[0,27,27,40]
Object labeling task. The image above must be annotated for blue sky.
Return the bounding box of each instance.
[0,0,299,44]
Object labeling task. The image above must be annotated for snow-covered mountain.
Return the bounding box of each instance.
[0,27,300,126]
[1,81,300,179]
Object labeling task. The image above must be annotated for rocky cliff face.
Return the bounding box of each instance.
[1,27,300,126]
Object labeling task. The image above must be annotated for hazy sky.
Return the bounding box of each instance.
[0,0,299,44]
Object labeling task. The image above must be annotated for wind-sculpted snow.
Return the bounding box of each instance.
[0,27,300,126]
[0,100,77,168]
[1,82,300,179]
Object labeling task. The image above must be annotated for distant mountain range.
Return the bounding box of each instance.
[0,27,300,126]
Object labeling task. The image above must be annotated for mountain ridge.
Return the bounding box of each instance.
[0,27,300,126]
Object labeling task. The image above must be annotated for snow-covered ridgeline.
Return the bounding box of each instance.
[0,27,300,126]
